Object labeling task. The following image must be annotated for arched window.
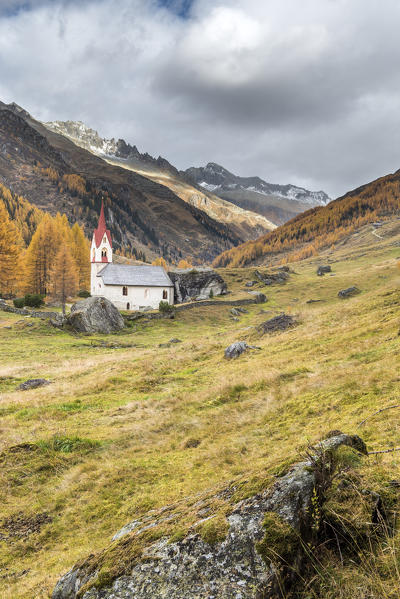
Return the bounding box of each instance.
[144,289,149,298]
[122,286,128,296]
[101,248,108,259]
[162,290,168,299]
[126,302,130,310]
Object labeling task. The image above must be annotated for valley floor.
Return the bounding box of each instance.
[1,220,400,598]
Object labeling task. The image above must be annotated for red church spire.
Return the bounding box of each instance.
[93,199,112,248]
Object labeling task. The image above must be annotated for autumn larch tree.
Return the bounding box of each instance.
[0,200,22,296]
[49,244,78,315]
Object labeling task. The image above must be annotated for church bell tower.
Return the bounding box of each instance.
[90,200,113,295]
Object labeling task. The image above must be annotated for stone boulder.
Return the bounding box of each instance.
[258,313,296,334]
[317,265,331,276]
[18,379,51,391]
[247,291,267,303]
[51,433,370,599]
[255,269,289,286]
[224,341,256,359]
[168,269,227,303]
[67,297,125,334]
[338,286,361,299]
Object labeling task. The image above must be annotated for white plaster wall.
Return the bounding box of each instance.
[92,283,174,310]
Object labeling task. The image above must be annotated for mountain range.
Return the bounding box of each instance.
[0,101,277,264]
[45,119,331,228]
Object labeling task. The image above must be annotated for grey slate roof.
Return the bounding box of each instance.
[98,264,173,287]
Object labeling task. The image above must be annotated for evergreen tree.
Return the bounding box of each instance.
[49,244,78,315]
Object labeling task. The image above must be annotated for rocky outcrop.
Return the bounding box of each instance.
[52,433,370,599]
[246,291,267,303]
[338,286,361,298]
[67,297,125,334]
[168,269,227,303]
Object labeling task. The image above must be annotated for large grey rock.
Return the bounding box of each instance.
[18,378,51,391]
[67,297,125,334]
[52,433,368,599]
[255,269,289,286]
[168,269,227,303]
[338,286,361,299]
[317,265,331,276]
[246,291,267,303]
[258,313,296,334]
[224,341,255,359]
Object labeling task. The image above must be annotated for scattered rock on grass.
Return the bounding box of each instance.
[247,291,267,304]
[18,379,51,391]
[317,265,331,276]
[224,341,259,359]
[245,281,256,287]
[338,286,361,299]
[258,314,296,334]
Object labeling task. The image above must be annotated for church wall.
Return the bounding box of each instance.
[92,283,174,311]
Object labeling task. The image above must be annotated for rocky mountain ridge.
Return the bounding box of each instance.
[185,162,330,207]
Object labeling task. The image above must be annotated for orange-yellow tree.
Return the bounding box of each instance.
[49,244,78,315]
[0,200,22,296]
[177,259,192,268]
[152,257,167,268]
[70,222,90,291]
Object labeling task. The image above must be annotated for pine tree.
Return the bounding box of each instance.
[0,200,22,296]
[49,244,78,315]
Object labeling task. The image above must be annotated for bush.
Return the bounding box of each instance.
[24,293,45,308]
[159,300,175,314]
[78,290,91,298]
[209,289,214,299]
[13,298,25,308]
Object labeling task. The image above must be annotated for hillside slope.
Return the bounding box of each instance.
[214,171,400,267]
[45,120,276,240]
[0,101,250,264]
[1,217,400,598]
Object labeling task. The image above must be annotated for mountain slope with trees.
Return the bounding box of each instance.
[213,172,400,267]
[0,101,271,265]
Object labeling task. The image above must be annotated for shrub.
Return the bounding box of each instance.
[13,298,25,308]
[159,300,175,314]
[78,290,91,298]
[209,289,214,299]
[24,293,45,308]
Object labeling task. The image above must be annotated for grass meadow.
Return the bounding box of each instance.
[1,219,400,597]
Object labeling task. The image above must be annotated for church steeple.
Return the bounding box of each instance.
[93,199,112,250]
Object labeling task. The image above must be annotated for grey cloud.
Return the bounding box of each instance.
[1,0,400,197]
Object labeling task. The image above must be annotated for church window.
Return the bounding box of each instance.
[163,290,168,299]
[122,286,128,296]
[101,248,108,259]
[144,289,149,298]
[92,248,95,261]
[127,302,130,310]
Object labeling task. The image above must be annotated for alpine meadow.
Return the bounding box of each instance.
[1,2,400,599]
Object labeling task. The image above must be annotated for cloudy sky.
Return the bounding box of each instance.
[1,0,400,197]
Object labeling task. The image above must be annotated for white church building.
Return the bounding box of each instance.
[90,202,174,311]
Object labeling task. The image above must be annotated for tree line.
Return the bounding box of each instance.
[0,183,90,312]
[213,175,400,268]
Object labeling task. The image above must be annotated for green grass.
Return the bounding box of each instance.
[0,219,400,597]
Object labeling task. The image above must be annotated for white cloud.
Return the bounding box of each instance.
[1,0,400,196]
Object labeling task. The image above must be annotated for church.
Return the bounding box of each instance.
[90,202,174,311]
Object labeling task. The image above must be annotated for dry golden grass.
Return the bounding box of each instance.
[0,219,400,597]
